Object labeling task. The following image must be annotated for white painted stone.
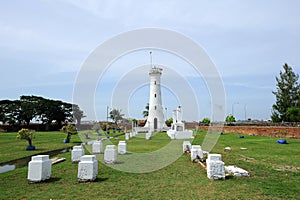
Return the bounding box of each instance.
[28,155,51,182]
[190,145,203,161]
[104,145,117,164]
[224,147,232,151]
[182,141,192,153]
[92,140,103,154]
[118,141,127,155]
[72,145,84,162]
[225,165,250,177]
[125,133,130,140]
[206,154,225,180]
[129,132,133,138]
[146,132,151,140]
[78,155,98,182]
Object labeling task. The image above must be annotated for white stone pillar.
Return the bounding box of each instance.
[118,141,127,155]
[72,146,84,162]
[182,141,192,153]
[78,155,98,182]
[206,154,225,180]
[177,106,182,123]
[190,145,203,161]
[27,155,52,182]
[92,140,103,154]
[172,110,177,123]
[104,145,117,164]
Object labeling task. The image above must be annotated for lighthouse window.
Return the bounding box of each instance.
[154,81,156,85]
[155,106,157,110]
[154,94,156,98]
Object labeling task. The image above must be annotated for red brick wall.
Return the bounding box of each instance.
[197,126,300,139]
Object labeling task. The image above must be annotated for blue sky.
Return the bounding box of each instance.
[0,0,299,121]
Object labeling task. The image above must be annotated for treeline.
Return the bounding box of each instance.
[0,95,85,131]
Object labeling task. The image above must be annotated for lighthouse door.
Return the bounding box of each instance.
[154,118,158,130]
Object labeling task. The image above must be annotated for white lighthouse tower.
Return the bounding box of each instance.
[144,66,165,131]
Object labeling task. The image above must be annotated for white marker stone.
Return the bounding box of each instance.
[125,133,130,140]
[146,132,151,140]
[78,155,98,182]
[92,140,103,154]
[104,145,117,164]
[206,154,225,180]
[27,155,52,182]
[72,145,84,162]
[182,141,192,153]
[190,145,203,161]
[118,141,127,155]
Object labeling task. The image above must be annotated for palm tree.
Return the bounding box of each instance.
[109,108,124,124]
[143,103,149,118]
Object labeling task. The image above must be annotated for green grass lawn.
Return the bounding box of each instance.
[0,131,81,163]
[0,130,299,199]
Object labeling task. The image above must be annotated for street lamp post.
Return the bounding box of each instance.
[244,104,247,121]
[106,106,110,135]
[231,102,239,117]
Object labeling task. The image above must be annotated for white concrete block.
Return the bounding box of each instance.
[206,153,225,180]
[190,145,203,161]
[104,145,117,164]
[118,141,127,155]
[125,133,130,140]
[92,140,103,154]
[78,155,98,182]
[28,155,52,182]
[182,141,192,153]
[72,145,84,162]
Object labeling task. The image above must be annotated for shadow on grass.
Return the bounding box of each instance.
[29,177,62,184]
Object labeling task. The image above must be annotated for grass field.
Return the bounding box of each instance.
[0,130,299,199]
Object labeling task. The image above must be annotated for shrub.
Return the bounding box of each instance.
[17,128,34,147]
[61,124,78,141]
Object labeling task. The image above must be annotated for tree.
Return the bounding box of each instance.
[72,104,86,125]
[17,128,34,147]
[109,109,124,124]
[286,107,300,122]
[272,63,300,122]
[165,118,173,127]
[142,103,149,118]
[226,115,236,123]
[202,117,211,126]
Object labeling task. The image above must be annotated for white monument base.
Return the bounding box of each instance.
[118,141,127,154]
[167,130,193,139]
[72,146,84,162]
[92,140,103,154]
[206,154,225,180]
[28,155,52,182]
[78,155,98,182]
[104,145,117,164]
